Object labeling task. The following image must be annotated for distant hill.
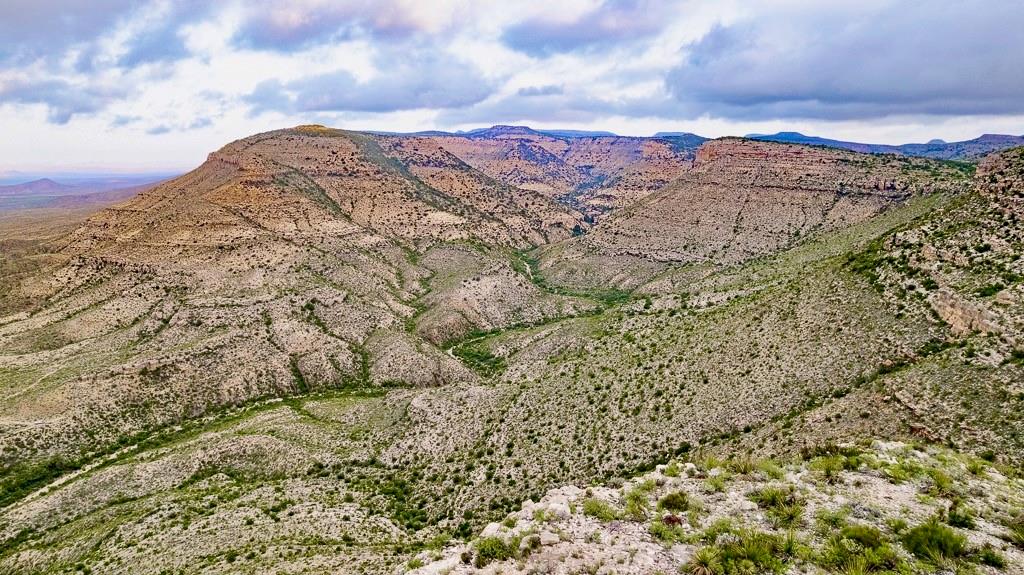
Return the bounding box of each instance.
[0,178,74,196]
[535,128,618,138]
[390,126,622,139]
[0,177,165,209]
[748,131,1024,160]
[652,131,709,150]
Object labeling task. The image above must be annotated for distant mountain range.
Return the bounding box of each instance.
[3,127,1021,209]
[0,171,179,187]
[371,126,1024,162]
[746,131,1024,161]
[0,176,168,209]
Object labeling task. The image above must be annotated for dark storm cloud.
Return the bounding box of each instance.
[117,20,192,67]
[111,114,142,126]
[5,0,1024,129]
[666,2,1024,120]
[0,0,139,63]
[438,89,679,125]
[501,0,670,56]
[0,78,127,124]
[517,85,564,97]
[245,54,494,114]
[230,1,442,51]
[0,0,206,68]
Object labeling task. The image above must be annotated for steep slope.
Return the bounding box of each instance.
[0,126,590,483]
[538,138,973,290]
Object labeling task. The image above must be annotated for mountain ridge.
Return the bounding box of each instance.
[749,131,1024,160]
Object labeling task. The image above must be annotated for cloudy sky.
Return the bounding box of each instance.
[2,0,1023,173]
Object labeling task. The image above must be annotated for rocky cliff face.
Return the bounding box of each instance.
[537,139,973,290]
[425,128,698,217]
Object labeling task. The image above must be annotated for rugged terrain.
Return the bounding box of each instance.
[535,138,972,289]
[0,126,1021,574]
[414,441,1024,574]
[424,126,704,217]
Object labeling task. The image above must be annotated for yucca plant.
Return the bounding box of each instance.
[682,546,723,575]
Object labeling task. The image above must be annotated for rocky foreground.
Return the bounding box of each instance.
[412,441,1024,574]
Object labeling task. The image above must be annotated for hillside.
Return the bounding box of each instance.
[535,138,973,289]
[414,440,1024,574]
[0,129,1021,575]
[0,125,591,482]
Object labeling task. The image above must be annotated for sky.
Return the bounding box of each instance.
[2,0,1024,173]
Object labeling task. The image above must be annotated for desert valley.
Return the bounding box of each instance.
[0,124,1023,574]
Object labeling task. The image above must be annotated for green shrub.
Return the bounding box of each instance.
[727,457,756,475]
[976,544,1006,568]
[757,460,785,480]
[689,528,797,574]
[749,486,789,508]
[946,502,975,529]
[811,456,846,483]
[720,530,791,574]
[815,507,848,533]
[705,475,727,493]
[976,283,1003,297]
[901,520,966,562]
[658,491,691,513]
[650,519,688,544]
[452,342,506,377]
[839,525,883,550]
[664,461,681,477]
[473,536,516,567]
[700,518,735,543]
[1004,513,1024,548]
[749,486,804,528]
[965,459,987,476]
[781,530,810,560]
[926,468,956,497]
[624,480,655,520]
[819,525,903,573]
[582,498,620,522]
[884,459,923,484]
[682,546,723,575]
[887,517,908,535]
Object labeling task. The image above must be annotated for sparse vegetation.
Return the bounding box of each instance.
[901,520,966,563]
[1,128,1022,575]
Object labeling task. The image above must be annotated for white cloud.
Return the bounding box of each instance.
[0,0,1022,171]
